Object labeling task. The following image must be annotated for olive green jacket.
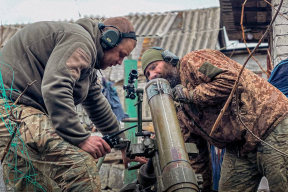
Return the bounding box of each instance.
[0,18,125,146]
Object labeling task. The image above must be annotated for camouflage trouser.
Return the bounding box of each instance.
[0,99,101,192]
[219,118,288,192]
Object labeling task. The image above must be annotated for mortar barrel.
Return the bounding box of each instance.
[145,78,198,192]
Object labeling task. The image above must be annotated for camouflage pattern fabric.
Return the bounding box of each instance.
[178,49,288,156]
[174,49,288,191]
[0,99,101,192]
[219,117,288,192]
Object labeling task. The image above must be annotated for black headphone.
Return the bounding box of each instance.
[98,23,137,50]
[151,47,179,67]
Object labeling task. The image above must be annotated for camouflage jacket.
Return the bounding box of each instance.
[175,49,288,191]
[176,49,288,155]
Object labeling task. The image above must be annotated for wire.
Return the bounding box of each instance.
[0,51,46,191]
[235,87,288,157]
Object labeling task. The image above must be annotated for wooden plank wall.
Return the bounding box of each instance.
[220,0,272,42]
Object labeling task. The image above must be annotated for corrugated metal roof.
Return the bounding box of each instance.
[126,7,221,58]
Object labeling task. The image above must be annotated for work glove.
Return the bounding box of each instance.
[172,84,192,104]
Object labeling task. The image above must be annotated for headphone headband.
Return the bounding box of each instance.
[98,23,137,50]
[121,32,137,41]
[150,47,179,67]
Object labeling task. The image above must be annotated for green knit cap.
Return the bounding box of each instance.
[141,48,164,74]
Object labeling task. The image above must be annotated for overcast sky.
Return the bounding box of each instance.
[0,0,220,25]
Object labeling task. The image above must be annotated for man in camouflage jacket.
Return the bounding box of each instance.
[142,48,288,192]
[0,17,146,191]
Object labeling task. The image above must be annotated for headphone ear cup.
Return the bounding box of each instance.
[164,56,177,66]
[163,56,172,63]
[161,50,179,66]
[100,30,120,50]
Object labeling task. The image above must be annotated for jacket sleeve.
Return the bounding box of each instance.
[192,68,238,107]
[180,119,213,192]
[184,50,242,108]
[82,72,127,149]
[42,39,93,146]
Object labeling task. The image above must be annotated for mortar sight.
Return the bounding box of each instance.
[128,69,138,83]
[123,69,138,100]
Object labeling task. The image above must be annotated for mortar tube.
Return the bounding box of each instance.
[145,78,198,192]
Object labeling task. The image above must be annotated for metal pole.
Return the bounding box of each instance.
[123,59,138,184]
